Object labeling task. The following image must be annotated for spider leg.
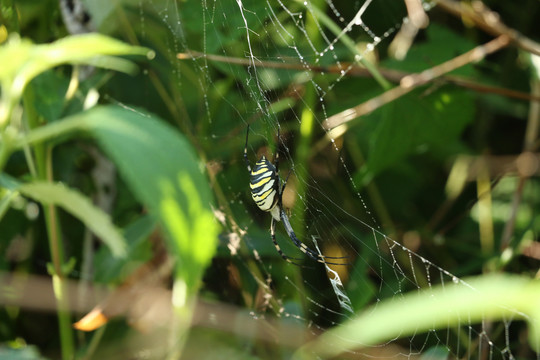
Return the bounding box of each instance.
[274,153,348,265]
[281,168,293,194]
[244,125,252,172]
[271,216,304,266]
[274,125,280,174]
[279,208,348,266]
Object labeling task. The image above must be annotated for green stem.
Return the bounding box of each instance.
[291,0,324,244]
[166,280,196,359]
[51,265,75,360]
[291,88,315,241]
[12,116,85,150]
[80,325,106,360]
[43,147,74,360]
[23,90,74,359]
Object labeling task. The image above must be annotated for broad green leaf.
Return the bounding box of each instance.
[85,106,219,296]
[17,105,219,297]
[25,71,70,122]
[0,33,153,99]
[296,274,540,358]
[0,174,126,257]
[359,87,474,182]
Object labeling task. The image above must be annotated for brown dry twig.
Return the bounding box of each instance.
[323,35,511,130]
[178,51,540,104]
[499,78,540,251]
[435,0,540,56]
[456,153,540,181]
[389,0,429,60]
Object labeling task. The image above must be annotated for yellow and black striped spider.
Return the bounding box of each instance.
[243,125,345,265]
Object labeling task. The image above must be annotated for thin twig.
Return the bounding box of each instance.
[500,77,540,251]
[499,177,526,251]
[405,0,429,28]
[448,77,540,102]
[389,0,429,60]
[435,0,540,56]
[323,35,511,130]
[524,79,540,151]
[450,153,540,180]
[178,51,540,103]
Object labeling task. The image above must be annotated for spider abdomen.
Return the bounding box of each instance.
[249,156,279,212]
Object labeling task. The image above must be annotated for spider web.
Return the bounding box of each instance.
[95,0,536,358]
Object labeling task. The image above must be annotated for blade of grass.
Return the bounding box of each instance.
[295,274,540,358]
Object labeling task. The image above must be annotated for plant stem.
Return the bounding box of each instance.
[23,90,74,359]
[44,146,75,360]
[291,0,323,244]
[476,158,494,255]
[291,88,315,243]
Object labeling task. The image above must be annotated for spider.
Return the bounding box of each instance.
[243,125,345,265]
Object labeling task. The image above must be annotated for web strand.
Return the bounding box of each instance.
[149,0,538,358]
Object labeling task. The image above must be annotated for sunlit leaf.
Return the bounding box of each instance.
[359,87,474,182]
[17,105,219,297]
[0,33,153,99]
[297,274,540,358]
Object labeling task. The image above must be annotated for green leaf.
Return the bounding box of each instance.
[0,174,126,257]
[22,181,126,257]
[0,33,153,99]
[17,105,219,297]
[26,70,70,122]
[360,87,474,181]
[87,106,219,296]
[296,274,540,358]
